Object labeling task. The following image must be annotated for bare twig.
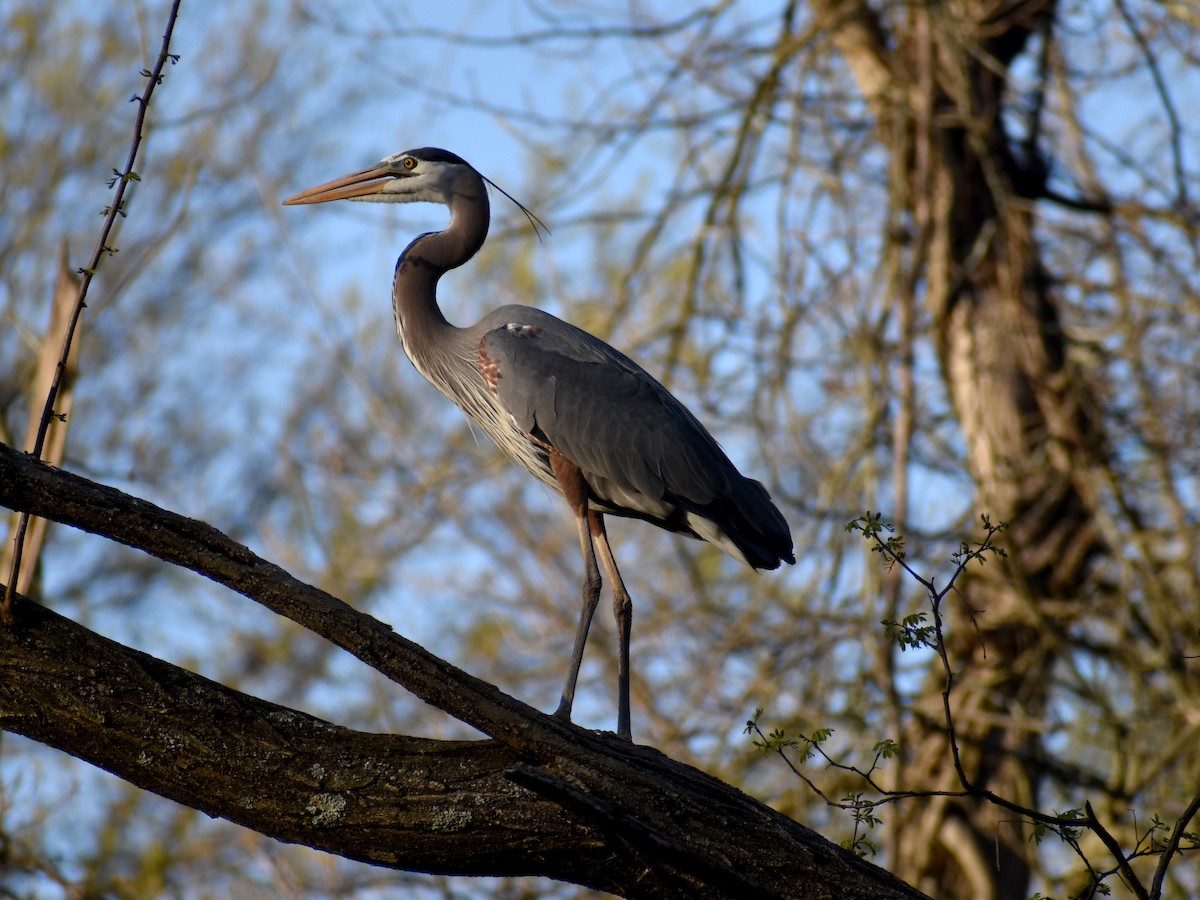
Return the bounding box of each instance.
[1150,791,1200,899]
[1112,0,1190,216]
[1084,800,1148,900]
[2,0,182,623]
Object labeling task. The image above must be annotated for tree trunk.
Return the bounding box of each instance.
[814,3,1107,896]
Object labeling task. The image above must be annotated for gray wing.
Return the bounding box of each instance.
[478,309,793,569]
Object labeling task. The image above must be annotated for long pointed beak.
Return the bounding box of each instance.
[282,164,396,205]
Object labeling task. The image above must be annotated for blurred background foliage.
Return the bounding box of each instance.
[1,1,1198,897]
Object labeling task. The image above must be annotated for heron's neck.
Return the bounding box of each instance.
[392,240,454,364]
[391,188,489,382]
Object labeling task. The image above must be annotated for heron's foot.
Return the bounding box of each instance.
[617,709,632,740]
[552,698,574,721]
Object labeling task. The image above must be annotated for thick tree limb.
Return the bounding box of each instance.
[0,442,926,898]
[0,595,608,883]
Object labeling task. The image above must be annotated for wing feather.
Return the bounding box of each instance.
[478,309,793,568]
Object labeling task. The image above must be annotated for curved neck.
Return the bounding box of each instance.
[391,173,490,376]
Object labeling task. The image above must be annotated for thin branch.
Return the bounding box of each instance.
[840,516,1139,845]
[746,718,972,811]
[841,514,1200,894]
[1084,800,1148,900]
[1112,0,1190,214]
[1150,791,1200,900]
[2,0,183,623]
[302,3,719,48]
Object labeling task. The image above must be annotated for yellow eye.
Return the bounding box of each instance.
[402,157,417,170]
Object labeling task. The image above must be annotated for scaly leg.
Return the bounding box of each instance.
[591,510,633,741]
[549,451,602,724]
[554,509,602,722]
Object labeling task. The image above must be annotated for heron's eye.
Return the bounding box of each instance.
[402,157,417,171]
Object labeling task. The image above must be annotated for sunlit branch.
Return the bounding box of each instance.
[2,0,183,622]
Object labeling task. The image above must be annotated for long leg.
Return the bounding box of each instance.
[553,509,602,721]
[590,510,633,741]
[550,452,602,724]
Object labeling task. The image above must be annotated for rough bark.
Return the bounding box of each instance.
[0,442,925,899]
[813,2,1107,897]
[2,248,81,599]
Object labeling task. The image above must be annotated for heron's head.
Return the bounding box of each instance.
[282,147,475,207]
[284,146,548,240]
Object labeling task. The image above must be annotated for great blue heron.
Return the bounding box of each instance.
[283,147,793,739]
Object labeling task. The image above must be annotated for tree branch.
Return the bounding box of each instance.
[2,0,182,620]
[0,594,611,885]
[0,442,927,898]
[811,0,894,108]
[1150,791,1200,900]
